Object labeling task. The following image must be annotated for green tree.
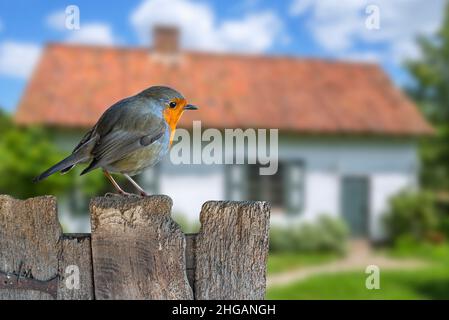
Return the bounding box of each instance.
[0,111,69,197]
[383,190,438,243]
[0,111,107,199]
[406,2,449,191]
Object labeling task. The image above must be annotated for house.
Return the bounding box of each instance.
[15,27,433,239]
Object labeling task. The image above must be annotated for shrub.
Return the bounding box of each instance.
[269,225,297,252]
[315,215,349,253]
[269,215,349,255]
[439,215,449,240]
[383,190,439,244]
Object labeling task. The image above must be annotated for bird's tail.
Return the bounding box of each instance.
[33,152,88,183]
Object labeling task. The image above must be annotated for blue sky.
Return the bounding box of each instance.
[0,0,445,112]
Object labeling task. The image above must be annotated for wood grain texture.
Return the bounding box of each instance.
[57,234,94,300]
[0,195,61,300]
[0,196,95,300]
[90,194,193,300]
[194,201,270,300]
[1,195,270,300]
[185,233,197,293]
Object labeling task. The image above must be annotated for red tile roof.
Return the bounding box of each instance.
[15,43,433,135]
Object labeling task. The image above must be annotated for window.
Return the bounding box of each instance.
[247,163,285,208]
[225,161,305,215]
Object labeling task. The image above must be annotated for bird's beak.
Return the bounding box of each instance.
[184,104,198,110]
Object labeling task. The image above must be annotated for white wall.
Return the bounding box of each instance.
[155,163,225,221]
[275,137,419,239]
[53,130,419,239]
[145,136,419,240]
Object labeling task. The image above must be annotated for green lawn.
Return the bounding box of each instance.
[267,244,449,300]
[268,252,338,274]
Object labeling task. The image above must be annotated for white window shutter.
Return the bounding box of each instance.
[225,165,247,201]
[284,161,304,215]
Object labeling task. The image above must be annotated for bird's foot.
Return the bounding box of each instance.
[104,192,117,197]
[104,191,137,198]
[117,190,135,197]
[139,190,149,197]
[104,191,145,198]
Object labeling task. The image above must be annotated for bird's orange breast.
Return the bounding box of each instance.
[163,97,186,145]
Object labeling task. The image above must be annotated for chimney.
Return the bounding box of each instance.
[153,25,180,55]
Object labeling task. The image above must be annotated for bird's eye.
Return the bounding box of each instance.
[169,101,177,108]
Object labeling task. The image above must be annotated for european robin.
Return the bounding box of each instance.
[34,86,198,196]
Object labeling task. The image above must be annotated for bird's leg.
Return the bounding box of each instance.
[103,170,131,196]
[123,174,149,197]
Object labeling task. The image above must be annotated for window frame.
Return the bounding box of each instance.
[224,160,306,216]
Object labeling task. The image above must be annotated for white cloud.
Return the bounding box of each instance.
[130,0,283,53]
[218,13,283,52]
[46,11,66,31]
[289,0,445,63]
[289,0,314,16]
[66,23,115,45]
[45,10,116,45]
[0,42,42,78]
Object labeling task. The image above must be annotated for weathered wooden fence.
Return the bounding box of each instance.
[0,194,270,300]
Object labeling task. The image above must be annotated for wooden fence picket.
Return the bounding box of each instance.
[0,194,270,300]
[90,194,193,300]
[0,195,93,300]
[194,201,270,300]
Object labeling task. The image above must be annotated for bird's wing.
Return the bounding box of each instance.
[94,123,165,163]
[80,111,166,175]
[68,97,131,155]
[58,126,99,174]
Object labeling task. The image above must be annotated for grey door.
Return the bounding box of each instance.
[341,177,369,237]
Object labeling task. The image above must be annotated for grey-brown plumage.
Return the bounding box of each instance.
[34,86,198,196]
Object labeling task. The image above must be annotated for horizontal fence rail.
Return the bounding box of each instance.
[0,194,270,300]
